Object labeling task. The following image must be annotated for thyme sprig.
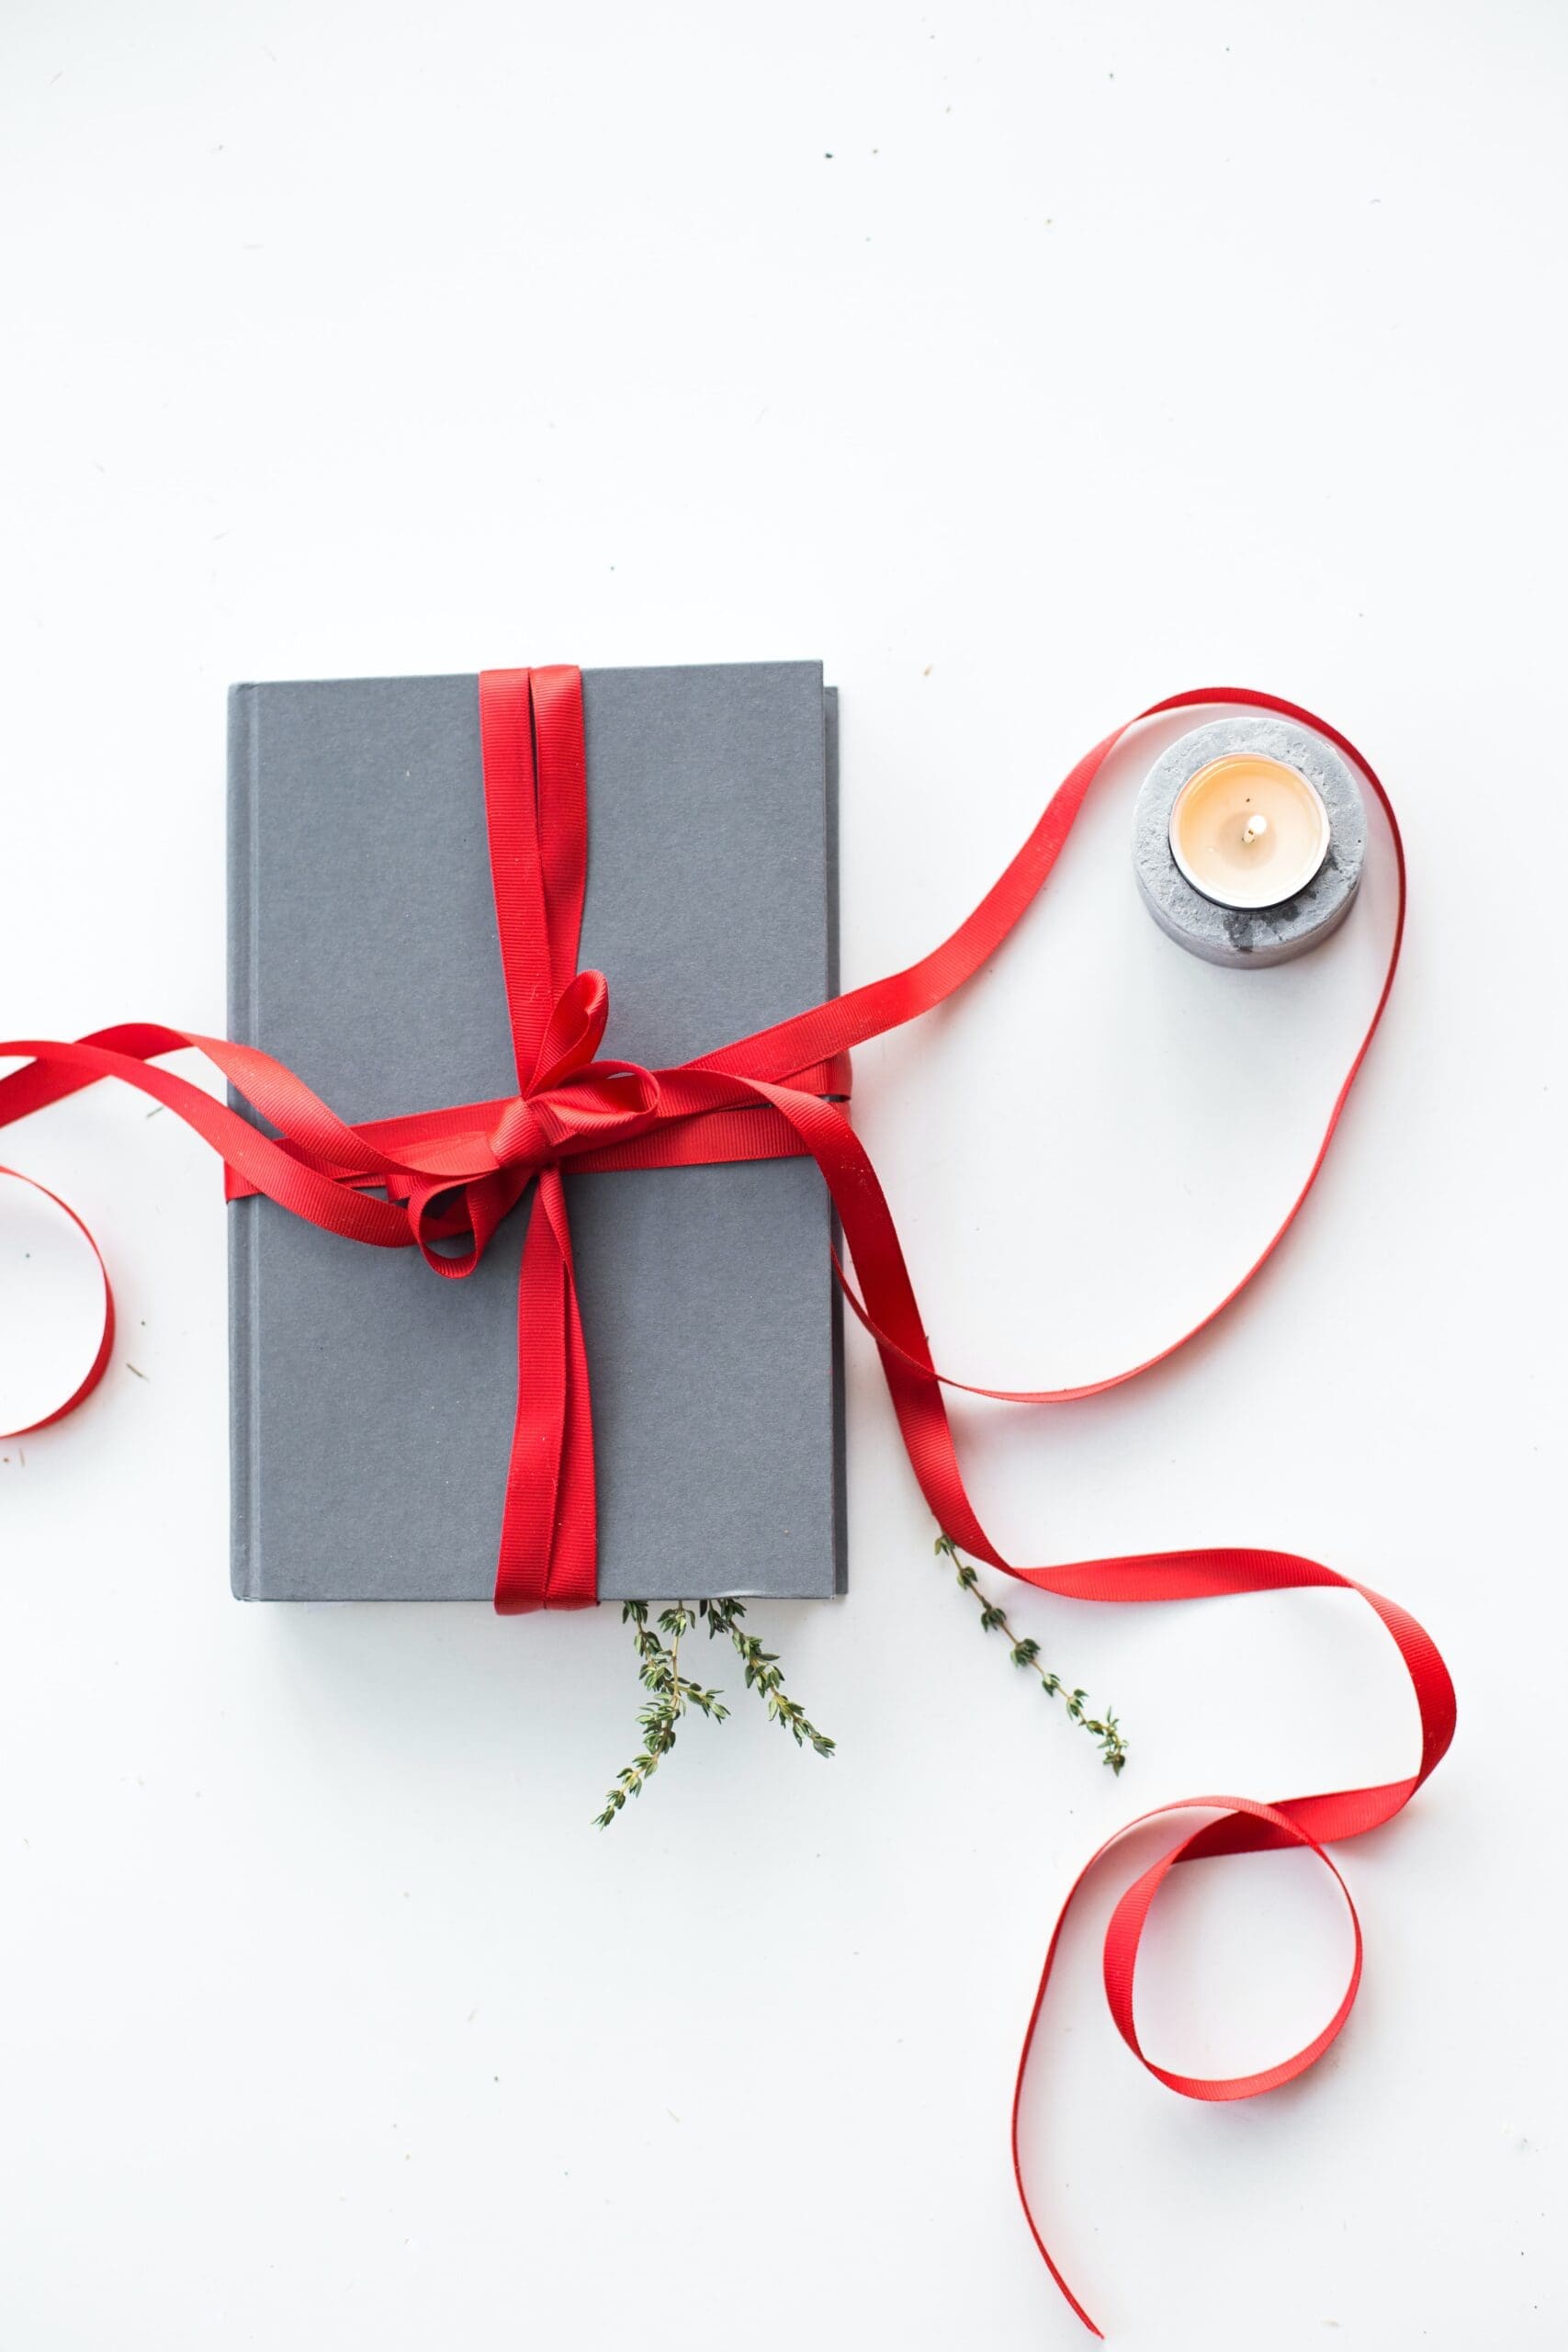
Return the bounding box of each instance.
[592,1542,1119,1829]
[935,1532,1127,1774]
[594,1596,834,1828]
[698,1596,836,1758]
[592,1604,729,1826]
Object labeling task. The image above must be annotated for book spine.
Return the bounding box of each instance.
[226,684,261,1600]
[823,686,848,1597]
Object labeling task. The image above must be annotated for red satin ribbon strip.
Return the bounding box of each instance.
[0,1165,116,1434]
[0,674,1454,2334]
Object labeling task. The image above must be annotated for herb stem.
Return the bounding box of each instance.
[595,1595,831,1828]
[699,1597,836,1758]
[934,1533,1127,1774]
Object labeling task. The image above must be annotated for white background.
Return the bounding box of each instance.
[1,4,1562,2345]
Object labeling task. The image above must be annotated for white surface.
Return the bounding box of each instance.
[0,4,1562,2344]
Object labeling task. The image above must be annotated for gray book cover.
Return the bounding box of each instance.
[228,663,845,1602]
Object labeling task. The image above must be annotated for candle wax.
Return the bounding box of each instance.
[1168,753,1330,910]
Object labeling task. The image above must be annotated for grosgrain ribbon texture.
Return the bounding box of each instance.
[0,673,1455,2335]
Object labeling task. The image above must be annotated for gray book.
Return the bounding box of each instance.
[228,663,845,1602]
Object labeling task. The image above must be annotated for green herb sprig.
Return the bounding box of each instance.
[594,1597,833,1828]
[698,1596,836,1758]
[592,1604,728,1826]
[935,1532,1127,1774]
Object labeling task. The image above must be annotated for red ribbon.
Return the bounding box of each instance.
[0,670,1454,2334]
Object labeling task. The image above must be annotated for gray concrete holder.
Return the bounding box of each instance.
[1133,716,1367,967]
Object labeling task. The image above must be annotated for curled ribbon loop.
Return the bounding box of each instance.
[0,1165,116,1438]
[0,674,1454,2331]
[1101,1797,1364,2100]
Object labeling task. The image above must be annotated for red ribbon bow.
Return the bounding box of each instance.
[0,669,1455,2335]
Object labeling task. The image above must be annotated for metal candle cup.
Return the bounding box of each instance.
[1168,752,1331,909]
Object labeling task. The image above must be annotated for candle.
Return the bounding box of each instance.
[1132,718,1368,968]
[1168,752,1330,910]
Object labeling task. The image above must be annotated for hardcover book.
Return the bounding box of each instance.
[227,662,845,1601]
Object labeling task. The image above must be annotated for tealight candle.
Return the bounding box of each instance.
[1132,718,1367,967]
[1168,752,1330,910]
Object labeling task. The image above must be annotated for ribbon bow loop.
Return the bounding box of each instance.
[528,966,610,1091]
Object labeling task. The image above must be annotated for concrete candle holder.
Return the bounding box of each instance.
[1133,716,1368,967]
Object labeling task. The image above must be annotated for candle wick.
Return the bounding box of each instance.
[1241,811,1269,847]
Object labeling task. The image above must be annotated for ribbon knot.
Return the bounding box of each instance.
[484,973,660,1180]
